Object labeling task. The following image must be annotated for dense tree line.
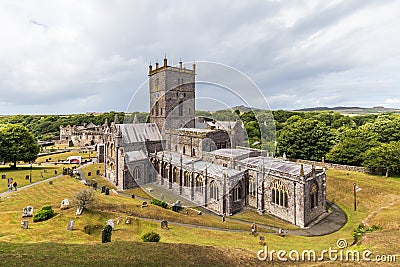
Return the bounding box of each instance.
[2,107,400,176]
[0,112,147,141]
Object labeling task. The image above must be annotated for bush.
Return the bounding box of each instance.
[150,198,168,209]
[141,231,160,242]
[33,206,55,222]
[83,224,100,235]
[73,188,95,209]
[352,224,382,244]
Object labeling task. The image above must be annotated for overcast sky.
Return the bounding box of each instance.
[0,0,399,114]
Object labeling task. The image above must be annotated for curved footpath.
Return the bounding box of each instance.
[0,173,347,237]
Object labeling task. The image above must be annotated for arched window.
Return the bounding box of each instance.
[270,180,288,208]
[155,101,159,116]
[210,181,218,200]
[233,183,242,202]
[249,176,256,197]
[184,171,190,187]
[192,148,196,157]
[133,167,140,179]
[173,167,179,183]
[183,146,186,155]
[310,183,318,209]
[195,175,203,193]
[179,100,183,116]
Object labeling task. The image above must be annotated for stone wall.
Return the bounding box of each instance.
[291,159,368,173]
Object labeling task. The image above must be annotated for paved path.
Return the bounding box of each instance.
[1,172,347,236]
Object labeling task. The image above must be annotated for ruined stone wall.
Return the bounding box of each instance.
[292,159,368,173]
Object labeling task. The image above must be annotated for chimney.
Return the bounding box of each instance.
[300,164,304,176]
[149,64,152,74]
[179,60,183,72]
[164,57,167,67]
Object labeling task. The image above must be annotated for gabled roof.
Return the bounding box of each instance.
[117,123,162,143]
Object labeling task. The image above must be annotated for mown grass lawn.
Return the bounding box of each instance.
[0,168,398,266]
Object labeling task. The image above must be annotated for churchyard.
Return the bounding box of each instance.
[0,162,398,266]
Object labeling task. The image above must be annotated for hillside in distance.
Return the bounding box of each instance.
[294,106,400,115]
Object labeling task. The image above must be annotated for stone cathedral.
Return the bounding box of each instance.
[101,57,327,228]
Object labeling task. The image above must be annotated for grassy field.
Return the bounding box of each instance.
[0,168,399,266]
[36,150,97,163]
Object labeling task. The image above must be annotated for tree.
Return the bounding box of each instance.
[0,124,40,168]
[277,118,335,161]
[73,188,95,209]
[363,141,400,177]
[326,127,379,166]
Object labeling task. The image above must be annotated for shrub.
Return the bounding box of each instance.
[141,231,160,242]
[83,224,100,235]
[150,198,168,209]
[352,224,382,244]
[33,206,55,222]
[73,188,95,209]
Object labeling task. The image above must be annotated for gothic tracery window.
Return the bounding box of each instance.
[270,180,288,208]
[210,181,218,200]
[233,183,242,202]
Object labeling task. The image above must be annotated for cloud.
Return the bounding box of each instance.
[0,0,399,114]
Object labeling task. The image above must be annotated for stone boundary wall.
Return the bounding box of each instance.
[289,158,369,174]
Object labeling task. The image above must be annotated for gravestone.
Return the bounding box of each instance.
[67,220,74,230]
[21,220,28,229]
[172,200,182,212]
[55,170,57,175]
[60,199,70,210]
[49,181,53,185]
[96,170,100,175]
[101,186,106,193]
[26,175,29,180]
[92,181,97,190]
[116,217,121,225]
[161,220,168,230]
[2,174,6,179]
[22,206,33,217]
[44,169,47,173]
[125,217,131,224]
[105,188,110,195]
[87,172,91,177]
[259,236,266,246]
[101,225,112,243]
[251,223,257,236]
[106,219,114,229]
[76,206,83,215]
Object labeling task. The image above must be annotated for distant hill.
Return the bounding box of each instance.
[294,106,400,115]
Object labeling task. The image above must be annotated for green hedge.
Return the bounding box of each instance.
[33,205,55,222]
[141,231,160,242]
[150,199,168,209]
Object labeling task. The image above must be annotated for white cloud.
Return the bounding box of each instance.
[0,0,399,114]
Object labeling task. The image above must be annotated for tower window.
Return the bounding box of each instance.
[183,146,186,155]
[160,108,163,115]
[179,101,183,116]
[155,101,159,116]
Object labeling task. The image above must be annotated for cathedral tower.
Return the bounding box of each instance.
[148,57,196,132]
